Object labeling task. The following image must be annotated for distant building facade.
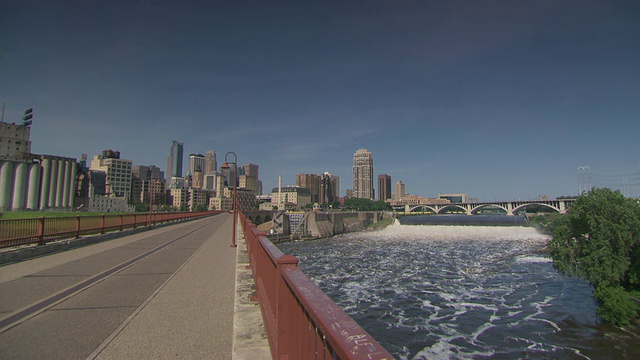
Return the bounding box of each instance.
[1,121,32,161]
[394,180,405,201]
[296,173,321,203]
[0,118,82,211]
[378,174,391,201]
[167,140,184,177]
[131,165,166,208]
[352,148,374,200]
[438,193,467,203]
[270,186,311,210]
[204,150,217,174]
[189,153,205,173]
[296,172,338,204]
[89,150,132,200]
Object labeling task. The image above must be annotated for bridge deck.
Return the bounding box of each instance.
[0,214,267,359]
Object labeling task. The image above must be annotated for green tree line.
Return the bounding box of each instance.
[547,188,640,326]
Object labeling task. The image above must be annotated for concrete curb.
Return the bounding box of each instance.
[232,220,271,359]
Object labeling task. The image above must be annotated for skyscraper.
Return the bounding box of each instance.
[394,180,406,201]
[189,154,206,174]
[204,150,217,174]
[296,172,339,204]
[167,140,184,178]
[296,173,321,203]
[242,163,259,179]
[189,154,206,189]
[325,172,340,198]
[378,174,392,201]
[352,148,374,200]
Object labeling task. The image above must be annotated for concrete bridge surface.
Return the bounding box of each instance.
[403,198,576,215]
[0,213,269,360]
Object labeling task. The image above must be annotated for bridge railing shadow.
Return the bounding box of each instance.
[239,211,394,360]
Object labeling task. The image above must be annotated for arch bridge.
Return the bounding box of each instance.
[403,199,576,216]
[243,210,277,225]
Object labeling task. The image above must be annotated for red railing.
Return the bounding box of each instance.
[239,212,394,360]
[0,211,222,249]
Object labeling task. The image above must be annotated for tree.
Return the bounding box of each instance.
[548,188,640,325]
[160,204,176,212]
[343,198,392,211]
[194,204,209,212]
[134,202,149,213]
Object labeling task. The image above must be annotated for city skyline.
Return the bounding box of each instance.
[2,1,640,201]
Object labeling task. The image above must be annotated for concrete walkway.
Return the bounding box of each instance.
[91,214,270,360]
[0,214,270,360]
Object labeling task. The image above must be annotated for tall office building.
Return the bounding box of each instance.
[204,150,217,174]
[296,173,321,203]
[352,148,374,200]
[189,154,206,174]
[242,163,259,179]
[220,163,237,188]
[324,172,340,198]
[167,140,184,177]
[378,174,392,201]
[296,172,338,204]
[394,180,406,201]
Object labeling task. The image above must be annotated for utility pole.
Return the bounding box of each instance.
[578,166,591,195]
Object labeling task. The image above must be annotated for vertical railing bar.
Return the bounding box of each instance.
[75,215,81,238]
[37,217,45,245]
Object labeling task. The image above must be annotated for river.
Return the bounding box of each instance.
[277,220,640,359]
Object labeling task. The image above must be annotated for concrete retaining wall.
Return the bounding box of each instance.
[306,212,387,238]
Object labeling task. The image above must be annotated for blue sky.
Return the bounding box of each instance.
[2,1,639,201]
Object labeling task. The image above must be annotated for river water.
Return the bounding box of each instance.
[278,220,640,359]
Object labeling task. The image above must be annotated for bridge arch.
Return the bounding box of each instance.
[408,205,437,213]
[511,203,560,214]
[469,204,508,215]
[436,204,468,214]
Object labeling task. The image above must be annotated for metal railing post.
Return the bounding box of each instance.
[276,254,300,358]
[100,214,106,234]
[37,216,46,245]
[75,215,81,239]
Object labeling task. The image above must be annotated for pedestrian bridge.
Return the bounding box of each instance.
[401,199,576,216]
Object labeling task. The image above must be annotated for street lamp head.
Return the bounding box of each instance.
[220,162,230,171]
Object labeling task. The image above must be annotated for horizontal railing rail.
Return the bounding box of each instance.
[239,211,394,360]
[0,211,223,249]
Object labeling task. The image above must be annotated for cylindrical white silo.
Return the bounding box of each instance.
[55,160,66,208]
[48,159,59,208]
[27,162,41,210]
[12,162,28,211]
[67,161,78,208]
[62,160,72,209]
[40,158,51,210]
[0,161,15,211]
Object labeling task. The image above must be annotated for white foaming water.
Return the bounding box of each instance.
[279,222,610,359]
[515,255,553,264]
[363,220,550,242]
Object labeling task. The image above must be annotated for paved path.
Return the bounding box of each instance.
[0,213,268,359]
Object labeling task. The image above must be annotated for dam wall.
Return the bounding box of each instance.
[307,211,390,238]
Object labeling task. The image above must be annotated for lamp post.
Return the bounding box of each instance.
[148,173,157,229]
[148,176,153,229]
[220,152,238,248]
